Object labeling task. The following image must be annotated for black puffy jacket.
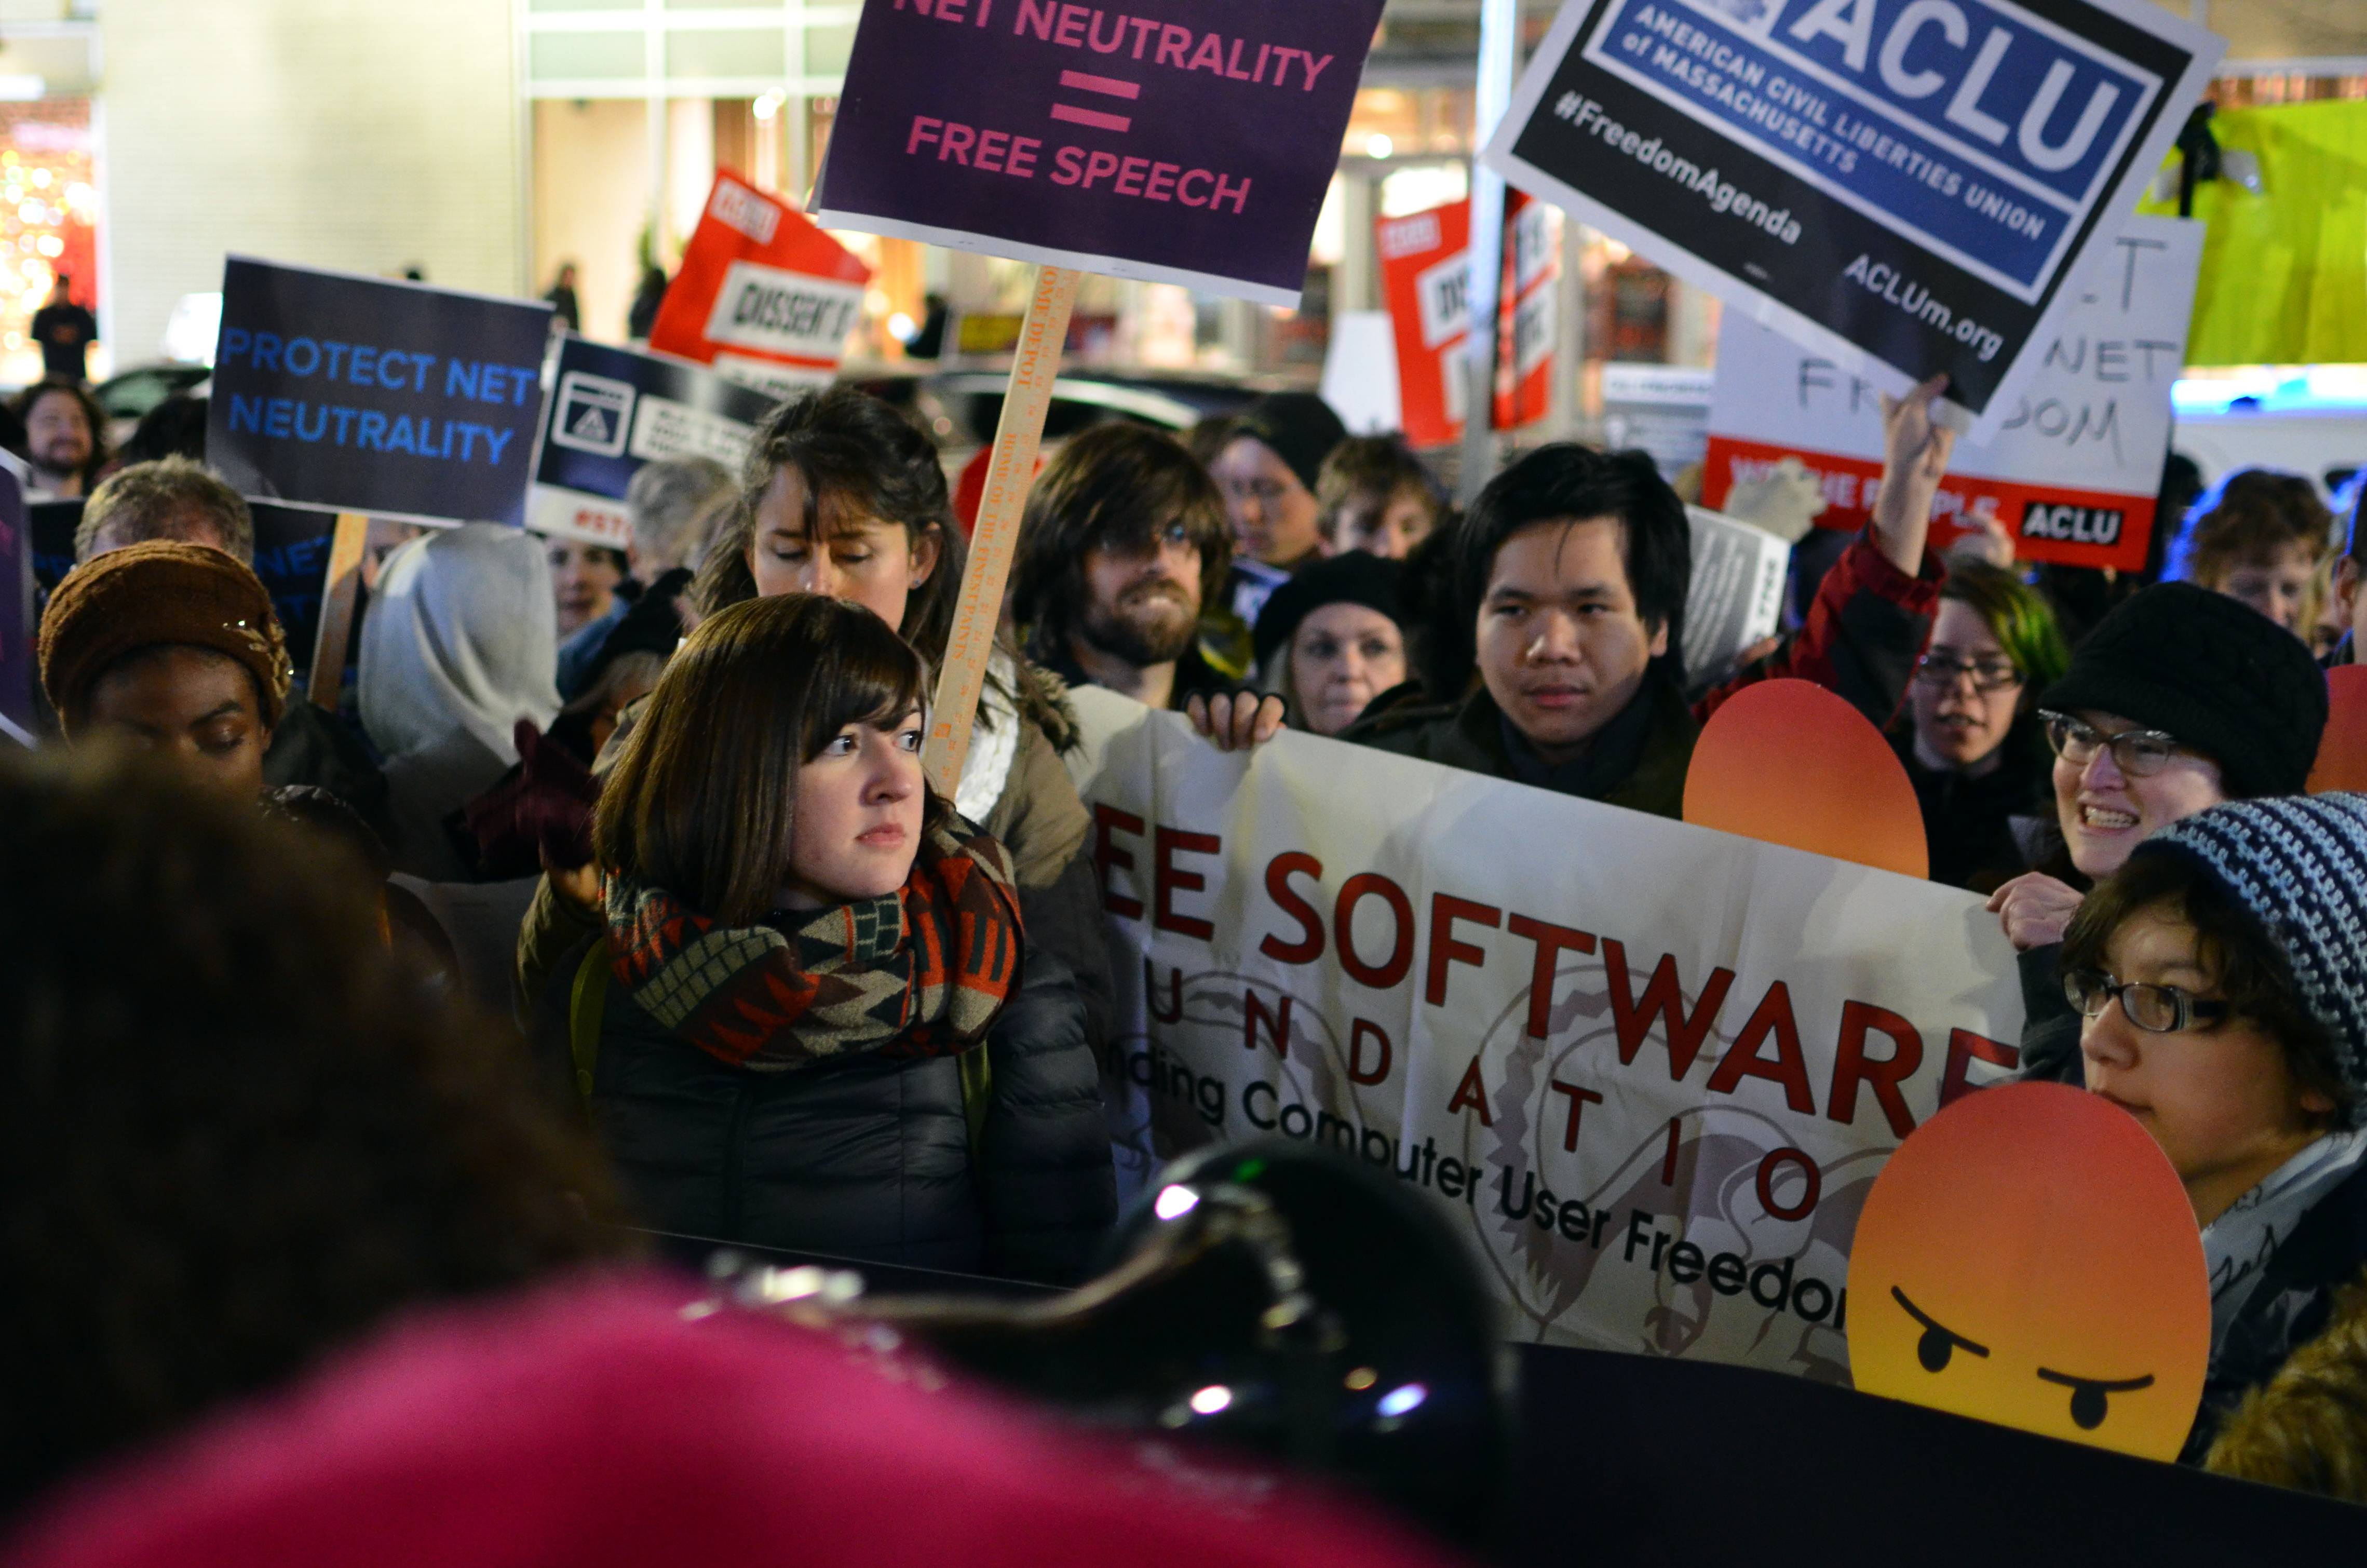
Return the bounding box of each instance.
[586,949,1116,1285]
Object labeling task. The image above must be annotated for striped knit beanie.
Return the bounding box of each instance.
[2139,793,2367,1123]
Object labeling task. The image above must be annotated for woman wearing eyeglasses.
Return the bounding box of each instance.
[2054,793,2367,1464]
[1897,560,2068,891]
[1987,583,2330,1083]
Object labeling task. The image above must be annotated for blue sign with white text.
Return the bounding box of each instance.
[206,258,554,525]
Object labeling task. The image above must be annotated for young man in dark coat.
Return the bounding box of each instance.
[1336,375,1955,815]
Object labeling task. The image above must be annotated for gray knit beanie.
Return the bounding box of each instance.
[2139,793,2367,1121]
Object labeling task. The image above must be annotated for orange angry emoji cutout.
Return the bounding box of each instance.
[1846,1081,2209,1460]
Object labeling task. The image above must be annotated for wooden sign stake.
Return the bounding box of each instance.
[307,511,370,712]
[922,263,1080,796]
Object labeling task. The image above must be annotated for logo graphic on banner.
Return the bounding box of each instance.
[552,372,634,459]
[205,257,554,526]
[813,0,1387,307]
[1483,0,2221,436]
[1067,687,2024,1376]
[529,334,781,548]
[648,171,872,398]
[1701,214,2202,570]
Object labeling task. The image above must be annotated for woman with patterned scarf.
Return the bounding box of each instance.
[575,593,1114,1282]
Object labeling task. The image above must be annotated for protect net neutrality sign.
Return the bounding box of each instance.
[1485,0,2220,436]
[1067,689,2025,1374]
[529,335,780,547]
[813,0,1387,306]
[207,259,554,525]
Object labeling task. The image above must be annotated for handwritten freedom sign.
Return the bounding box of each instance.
[1703,214,2202,570]
[1068,688,2025,1373]
[1484,0,2219,437]
[813,0,1386,306]
[207,259,554,526]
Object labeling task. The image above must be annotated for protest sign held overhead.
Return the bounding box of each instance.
[1378,199,1475,448]
[1379,193,1562,448]
[1483,0,2221,438]
[1681,504,1790,679]
[206,258,554,526]
[1703,215,2202,570]
[1067,687,2024,1374]
[529,335,781,548]
[648,172,873,400]
[813,0,1388,307]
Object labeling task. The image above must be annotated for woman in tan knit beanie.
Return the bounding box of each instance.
[37,539,293,798]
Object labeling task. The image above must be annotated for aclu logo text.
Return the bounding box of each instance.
[2020,498,2123,545]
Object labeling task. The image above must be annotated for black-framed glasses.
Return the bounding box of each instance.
[1914,652,2023,691]
[2064,968,2231,1034]
[2041,710,2188,778]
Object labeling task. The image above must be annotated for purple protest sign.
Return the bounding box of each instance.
[813,0,1386,307]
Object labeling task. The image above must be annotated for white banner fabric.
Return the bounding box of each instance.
[1066,686,2027,1380]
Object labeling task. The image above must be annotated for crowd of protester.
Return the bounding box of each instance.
[11,329,2367,1557]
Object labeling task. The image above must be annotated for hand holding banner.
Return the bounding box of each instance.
[1068,686,2024,1375]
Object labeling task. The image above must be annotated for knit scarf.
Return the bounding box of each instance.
[603,819,1023,1071]
[2201,1126,2367,1360]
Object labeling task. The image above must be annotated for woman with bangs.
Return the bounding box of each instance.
[581,594,1114,1280]
[520,387,1113,1057]
[1895,559,2069,892]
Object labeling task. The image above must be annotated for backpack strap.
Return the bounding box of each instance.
[958,1045,992,1166]
[567,939,611,1109]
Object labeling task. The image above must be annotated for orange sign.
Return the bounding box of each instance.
[1683,679,1929,881]
[1847,1081,2209,1460]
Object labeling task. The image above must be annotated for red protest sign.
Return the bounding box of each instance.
[1378,194,1557,450]
[1376,200,1470,450]
[1494,193,1558,435]
[648,171,873,398]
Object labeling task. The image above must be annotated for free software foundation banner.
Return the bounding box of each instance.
[1484,0,2221,438]
[813,0,1386,308]
[1067,688,2026,1376]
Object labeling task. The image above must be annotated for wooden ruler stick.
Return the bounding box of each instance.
[307,511,370,712]
[921,263,1080,796]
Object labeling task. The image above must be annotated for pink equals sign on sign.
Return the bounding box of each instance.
[1051,69,1139,132]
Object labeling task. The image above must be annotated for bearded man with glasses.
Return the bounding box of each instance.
[1986,583,2330,1085]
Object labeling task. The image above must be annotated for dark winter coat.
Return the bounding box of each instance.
[579,947,1116,1285]
[1892,716,2052,894]
[2186,1161,2367,1464]
[1346,668,1698,818]
[1343,529,1943,812]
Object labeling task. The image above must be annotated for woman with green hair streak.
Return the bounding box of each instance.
[1895,559,2073,892]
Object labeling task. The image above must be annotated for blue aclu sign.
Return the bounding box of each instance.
[1583,0,2156,299]
[206,258,555,525]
